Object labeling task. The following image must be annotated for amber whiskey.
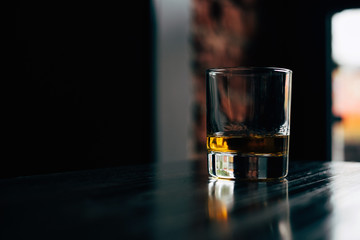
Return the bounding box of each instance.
[207,135,289,156]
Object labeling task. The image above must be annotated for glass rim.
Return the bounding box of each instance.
[206,66,292,74]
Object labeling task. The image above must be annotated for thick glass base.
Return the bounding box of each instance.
[208,152,288,180]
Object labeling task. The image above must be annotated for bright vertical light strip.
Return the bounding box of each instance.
[154,0,192,162]
[332,9,360,67]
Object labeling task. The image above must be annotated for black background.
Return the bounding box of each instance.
[12,2,155,177]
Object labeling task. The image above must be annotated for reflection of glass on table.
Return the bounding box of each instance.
[207,179,292,239]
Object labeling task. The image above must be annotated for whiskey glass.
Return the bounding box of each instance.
[206,67,292,180]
